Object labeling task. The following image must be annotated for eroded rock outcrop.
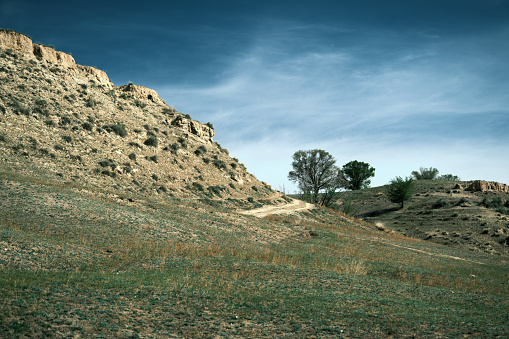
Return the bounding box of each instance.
[465,180,509,193]
[120,83,166,105]
[33,43,76,68]
[171,115,215,142]
[77,65,112,88]
[0,29,32,55]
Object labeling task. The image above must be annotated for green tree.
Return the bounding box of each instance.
[412,167,439,180]
[386,176,414,209]
[342,160,375,190]
[439,174,460,181]
[288,149,342,206]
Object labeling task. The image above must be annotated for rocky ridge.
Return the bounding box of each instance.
[0,29,278,204]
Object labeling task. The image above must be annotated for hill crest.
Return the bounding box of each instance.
[0,29,279,205]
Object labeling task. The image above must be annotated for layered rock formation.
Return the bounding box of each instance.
[465,180,509,193]
[0,29,112,88]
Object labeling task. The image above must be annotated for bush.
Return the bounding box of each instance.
[110,123,127,137]
[208,185,223,197]
[82,122,93,131]
[148,155,158,163]
[432,199,448,209]
[61,135,72,143]
[152,174,159,181]
[206,122,214,129]
[128,153,137,161]
[213,159,227,170]
[412,167,439,180]
[194,145,207,156]
[162,107,178,115]
[177,136,188,148]
[192,182,204,191]
[59,116,71,125]
[99,159,115,168]
[144,136,158,147]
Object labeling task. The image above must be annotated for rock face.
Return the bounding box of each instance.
[33,44,76,68]
[77,65,113,88]
[0,29,110,87]
[171,115,215,142]
[465,180,509,193]
[0,29,32,55]
[120,83,166,105]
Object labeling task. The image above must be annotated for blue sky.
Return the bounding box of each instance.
[2,0,508,191]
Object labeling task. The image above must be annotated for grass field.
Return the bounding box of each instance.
[1,174,508,338]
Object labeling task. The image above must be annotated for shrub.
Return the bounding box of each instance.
[482,197,504,209]
[192,182,204,191]
[152,174,159,181]
[82,122,93,131]
[208,185,223,197]
[229,182,236,189]
[148,155,158,163]
[61,135,72,143]
[144,136,158,147]
[206,122,214,129]
[110,123,127,137]
[45,120,56,127]
[128,153,136,161]
[194,145,207,156]
[85,96,96,108]
[213,159,227,170]
[162,107,178,115]
[184,113,192,120]
[252,185,258,192]
[177,136,188,148]
[432,199,448,209]
[134,99,146,108]
[0,105,5,114]
[59,116,71,125]
[412,167,439,180]
[99,159,115,168]
[505,199,509,208]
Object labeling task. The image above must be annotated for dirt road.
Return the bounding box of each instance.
[239,198,315,218]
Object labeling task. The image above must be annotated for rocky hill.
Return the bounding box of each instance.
[0,29,279,205]
[337,179,509,256]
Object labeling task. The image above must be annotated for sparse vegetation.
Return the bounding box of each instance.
[144,136,158,147]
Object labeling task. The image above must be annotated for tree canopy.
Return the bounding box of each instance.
[386,176,414,209]
[412,167,439,180]
[342,160,375,190]
[288,149,343,206]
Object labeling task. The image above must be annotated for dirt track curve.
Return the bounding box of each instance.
[239,198,315,218]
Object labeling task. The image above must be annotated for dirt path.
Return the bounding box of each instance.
[239,198,315,218]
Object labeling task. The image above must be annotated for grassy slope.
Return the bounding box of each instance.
[1,174,508,338]
[336,180,509,257]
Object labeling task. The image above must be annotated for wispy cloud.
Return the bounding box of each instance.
[156,20,509,189]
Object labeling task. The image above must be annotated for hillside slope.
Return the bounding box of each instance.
[337,180,509,256]
[0,29,278,205]
[1,30,508,338]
